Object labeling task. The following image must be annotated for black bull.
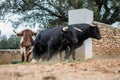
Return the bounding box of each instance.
[32,26,82,61]
[59,23,101,60]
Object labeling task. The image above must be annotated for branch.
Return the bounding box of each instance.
[47,1,65,16]
[34,3,68,21]
[108,7,120,24]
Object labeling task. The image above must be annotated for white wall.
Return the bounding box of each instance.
[68,8,93,59]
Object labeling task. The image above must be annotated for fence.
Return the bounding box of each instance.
[0,49,21,64]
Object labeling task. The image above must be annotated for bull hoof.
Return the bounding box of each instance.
[30,59,37,64]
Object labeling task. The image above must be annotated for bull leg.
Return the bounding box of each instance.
[65,51,76,60]
[46,40,53,61]
[59,51,62,60]
[31,44,42,63]
[26,52,31,62]
[46,49,53,61]
[71,50,76,60]
[20,47,25,62]
[26,47,32,62]
[26,53,31,62]
[64,45,76,60]
[68,45,76,60]
[21,54,24,62]
[23,47,27,62]
[58,47,63,60]
[32,44,40,60]
[64,46,70,60]
[28,46,33,53]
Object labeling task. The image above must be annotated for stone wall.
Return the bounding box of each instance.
[92,22,120,56]
[0,49,21,64]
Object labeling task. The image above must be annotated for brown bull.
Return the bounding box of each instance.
[14,29,37,62]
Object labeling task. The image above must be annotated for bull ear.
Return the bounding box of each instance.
[62,27,68,31]
[17,31,23,37]
[17,33,22,37]
[74,27,83,32]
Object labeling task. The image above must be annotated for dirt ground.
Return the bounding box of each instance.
[0,58,120,80]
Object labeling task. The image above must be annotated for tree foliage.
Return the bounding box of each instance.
[0,35,8,49]
[0,0,120,28]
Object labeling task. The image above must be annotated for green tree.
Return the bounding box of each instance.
[0,35,20,49]
[0,35,8,49]
[0,0,120,28]
[8,35,20,49]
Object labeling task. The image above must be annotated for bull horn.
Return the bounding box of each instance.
[92,21,98,25]
[74,27,83,32]
[33,31,37,35]
[62,27,68,31]
[13,29,18,34]
[89,23,96,27]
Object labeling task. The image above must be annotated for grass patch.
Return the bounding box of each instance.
[63,59,81,63]
[17,62,30,64]
[35,59,83,65]
[2,54,119,65]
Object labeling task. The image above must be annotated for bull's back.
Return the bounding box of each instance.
[38,27,62,42]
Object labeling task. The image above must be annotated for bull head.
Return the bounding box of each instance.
[13,29,37,37]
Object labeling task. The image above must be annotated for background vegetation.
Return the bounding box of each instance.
[0,35,20,49]
[0,0,120,28]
